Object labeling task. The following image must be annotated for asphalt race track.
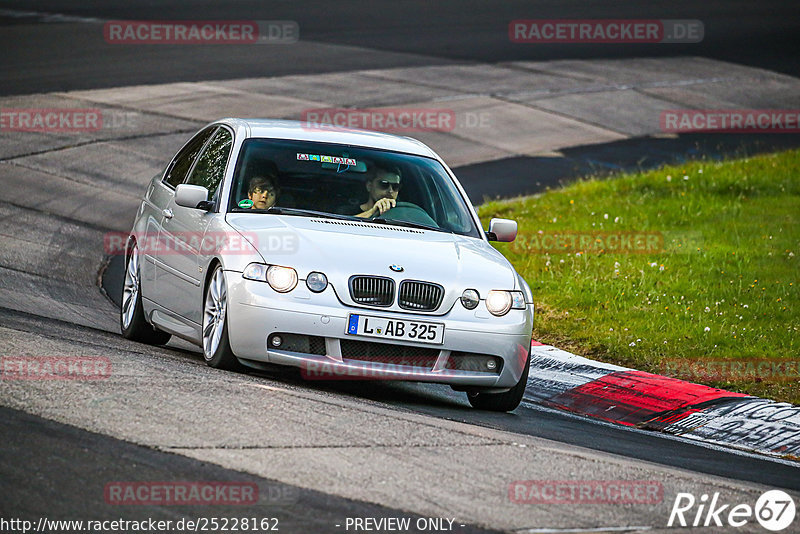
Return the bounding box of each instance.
[1,1,799,95]
[1,2,799,532]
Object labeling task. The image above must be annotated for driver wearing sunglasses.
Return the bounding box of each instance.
[353,165,402,218]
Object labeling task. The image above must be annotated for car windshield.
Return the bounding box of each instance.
[227,138,481,238]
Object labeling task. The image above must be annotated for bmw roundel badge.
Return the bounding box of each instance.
[389,264,404,272]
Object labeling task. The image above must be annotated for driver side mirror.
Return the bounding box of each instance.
[487,218,517,242]
[175,184,212,210]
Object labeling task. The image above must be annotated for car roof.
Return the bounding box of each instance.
[220,118,438,158]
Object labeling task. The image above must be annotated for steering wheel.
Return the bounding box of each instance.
[373,201,439,227]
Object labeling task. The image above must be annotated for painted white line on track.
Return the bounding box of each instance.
[515,526,651,533]
[0,8,103,24]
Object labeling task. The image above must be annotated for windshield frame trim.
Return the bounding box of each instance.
[227,136,483,238]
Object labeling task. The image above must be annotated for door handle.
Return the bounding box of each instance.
[162,208,174,219]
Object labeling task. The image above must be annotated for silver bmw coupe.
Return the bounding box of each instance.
[121,119,534,411]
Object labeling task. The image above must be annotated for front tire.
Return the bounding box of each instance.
[120,243,172,345]
[467,351,530,412]
[202,265,244,372]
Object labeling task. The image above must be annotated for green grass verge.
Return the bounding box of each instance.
[479,149,799,404]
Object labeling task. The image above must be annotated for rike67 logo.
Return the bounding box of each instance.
[669,490,796,531]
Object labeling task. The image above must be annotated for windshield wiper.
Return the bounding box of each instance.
[370,217,451,233]
[265,207,358,221]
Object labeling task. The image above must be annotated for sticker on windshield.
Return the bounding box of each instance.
[238,199,254,209]
[297,153,357,166]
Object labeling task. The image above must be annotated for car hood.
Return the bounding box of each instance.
[226,214,518,312]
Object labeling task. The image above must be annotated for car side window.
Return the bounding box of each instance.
[185,127,233,197]
[163,127,216,188]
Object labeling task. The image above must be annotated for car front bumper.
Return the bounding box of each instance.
[226,273,533,388]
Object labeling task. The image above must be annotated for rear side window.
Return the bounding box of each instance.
[163,127,216,188]
[186,127,233,197]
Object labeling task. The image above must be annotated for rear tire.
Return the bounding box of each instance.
[467,350,530,412]
[202,265,244,372]
[120,243,172,345]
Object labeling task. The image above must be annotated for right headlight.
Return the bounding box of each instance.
[486,290,526,316]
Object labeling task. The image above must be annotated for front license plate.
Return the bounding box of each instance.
[346,314,444,345]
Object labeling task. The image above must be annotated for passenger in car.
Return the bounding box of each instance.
[247,176,280,210]
[341,165,402,218]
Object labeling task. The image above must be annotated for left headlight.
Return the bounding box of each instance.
[242,263,268,281]
[243,263,298,293]
[486,290,526,316]
[267,265,298,293]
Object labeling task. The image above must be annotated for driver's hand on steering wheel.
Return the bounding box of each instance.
[370,198,396,217]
